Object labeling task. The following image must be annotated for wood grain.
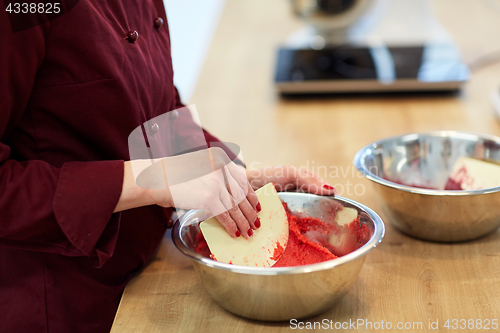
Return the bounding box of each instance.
[111,0,500,331]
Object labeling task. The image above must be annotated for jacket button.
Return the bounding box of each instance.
[150,123,159,135]
[170,110,179,119]
[126,30,139,43]
[154,17,164,29]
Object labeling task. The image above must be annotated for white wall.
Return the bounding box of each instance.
[163,0,227,102]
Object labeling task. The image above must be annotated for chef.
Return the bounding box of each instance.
[0,1,336,332]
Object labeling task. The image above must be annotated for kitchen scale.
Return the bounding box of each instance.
[275,43,470,94]
[275,0,470,94]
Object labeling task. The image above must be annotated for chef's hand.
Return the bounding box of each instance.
[245,166,337,195]
[116,156,261,239]
[212,164,261,239]
[164,162,261,239]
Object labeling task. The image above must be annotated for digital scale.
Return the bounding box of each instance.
[274,44,470,94]
[275,0,470,95]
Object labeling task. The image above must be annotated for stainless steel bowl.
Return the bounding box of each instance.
[172,192,384,321]
[354,131,500,242]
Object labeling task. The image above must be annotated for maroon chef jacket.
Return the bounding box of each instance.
[0,1,224,332]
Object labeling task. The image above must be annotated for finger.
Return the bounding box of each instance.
[305,169,337,195]
[218,182,253,239]
[228,203,254,239]
[291,167,337,195]
[227,162,249,196]
[264,166,300,193]
[227,164,260,212]
[245,182,260,212]
[225,166,246,205]
[226,170,260,231]
[213,202,241,238]
[238,197,260,230]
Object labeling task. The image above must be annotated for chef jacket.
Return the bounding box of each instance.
[0,1,224,332]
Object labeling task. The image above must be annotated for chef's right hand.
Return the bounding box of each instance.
[161,161,261,239]
[116,149,260,239]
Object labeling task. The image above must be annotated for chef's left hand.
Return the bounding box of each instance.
[244,166,337,195]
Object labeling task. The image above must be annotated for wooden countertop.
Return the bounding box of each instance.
[111,0,500,331]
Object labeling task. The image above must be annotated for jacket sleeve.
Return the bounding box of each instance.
[0,14,123,267]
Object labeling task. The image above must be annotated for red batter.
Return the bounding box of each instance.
[384,176,438,190]
[195,203,372,267]
[444,178,462,190]
[384,174,468,191]
[272,205,338,267]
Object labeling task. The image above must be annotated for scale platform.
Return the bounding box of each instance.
[274,44,470,94]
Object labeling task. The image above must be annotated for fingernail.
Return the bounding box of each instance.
[255,217,261,229]
[323,184,335,190]
[235,230,241,237]
[248,228,253,237]
[256,202,261,212]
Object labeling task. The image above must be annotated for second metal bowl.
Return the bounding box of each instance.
[354,131,500,242]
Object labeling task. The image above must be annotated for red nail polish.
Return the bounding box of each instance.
[255,217,261,228]
[323,184,334,190]
[248,228,253,237]
[256,202,261,212]
[235,230,241,237]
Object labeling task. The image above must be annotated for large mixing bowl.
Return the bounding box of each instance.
[354,131,500,242]
[172,192,384,321]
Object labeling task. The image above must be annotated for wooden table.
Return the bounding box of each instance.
[111,0,500,331]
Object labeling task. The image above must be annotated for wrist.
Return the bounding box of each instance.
[114,161,163,212]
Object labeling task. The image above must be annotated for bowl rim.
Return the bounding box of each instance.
[353,130,500,196]
[172,193,385,276]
